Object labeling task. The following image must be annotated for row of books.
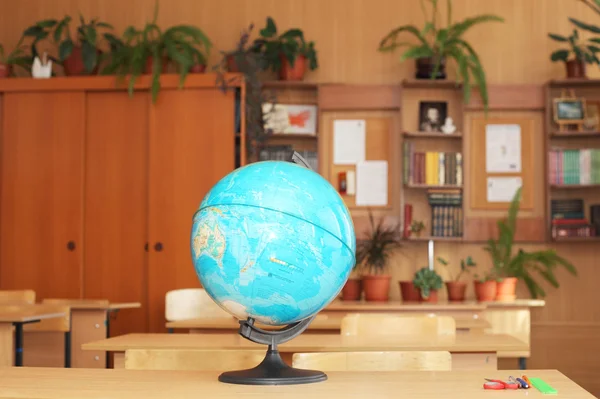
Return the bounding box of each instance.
[403,143,463,186]
[259,145,318,171]
[548,149,600,185]
[550,199,597,238]
[403,191,463,239]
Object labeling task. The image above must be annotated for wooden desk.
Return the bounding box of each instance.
[42,300,141,368]
[166,316,491,334]
[0,368,593,398]
[0,307,65,367]
[83,333,527,371]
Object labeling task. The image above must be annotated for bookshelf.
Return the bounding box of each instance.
[403,131,463,139]
[406,236,464,242]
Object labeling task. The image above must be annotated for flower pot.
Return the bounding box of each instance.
[445,281,467,302]
[363,275,391,302]
[226,54,240,72]
[496,277,517,301]
[418,289,439,303]
[63,46,100,76]
[278,54,306,81]
[189,64,206,73]
[474,280,497,302]
[415,56,446,79]
[565,59,586,79]
[0,63,12,78]
[144,56,169,74]
[341,278,362,301]
[399,281,421,302]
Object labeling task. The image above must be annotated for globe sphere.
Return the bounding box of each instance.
[190,161,355,326]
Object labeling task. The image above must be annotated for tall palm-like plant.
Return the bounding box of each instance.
[378,0,503,110]
[356,212,402,275]
[483,187,577,298]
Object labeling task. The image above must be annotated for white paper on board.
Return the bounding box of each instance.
[346,170,356,195]
[356,161,388,206]
[487,177,523,202]
[486,124,522,173]
[333,120,366,165]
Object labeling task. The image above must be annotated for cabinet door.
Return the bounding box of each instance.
[83,92,149,335]
[147,88,235,332]
[0,92,84,299]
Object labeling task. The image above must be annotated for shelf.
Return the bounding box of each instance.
[403,131,462,139]
[552,236,600,242]
[547,78,600,88]
[262,80,319,90]
[405,236,463,242]
[550,184,600,189]
[268,134,318,140]
[405,184,463,189]
[402,79,462,89]
[550,131,600,138]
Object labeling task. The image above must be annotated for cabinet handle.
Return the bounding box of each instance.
[154,242,163,252]
[67,241,76,251]
[144,243,149,252]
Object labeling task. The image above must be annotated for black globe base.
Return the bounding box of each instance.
[218,347,326,386]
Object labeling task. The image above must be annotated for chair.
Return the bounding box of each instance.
[124,349,265,371]
[165,288,230,321]
[292,351,452,371]
[0,290,35,304]
[340,313,456,337]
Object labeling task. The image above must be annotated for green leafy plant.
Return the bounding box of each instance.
[378,0,503,110]
[0,35,30,73]
[548,29,600,64]
[356,212,402,275]
[483,187,577,298]
[103,2,211,103]
[413,267,443,299]
[410,220,425,234]
[437,256,476,282]
[255,16,318,73]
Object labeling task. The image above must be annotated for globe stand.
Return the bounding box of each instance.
[218,315,327,385]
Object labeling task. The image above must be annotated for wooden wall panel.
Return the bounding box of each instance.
[0,0,598,84]
[0,92,84,299]
[83,92,149,335]
[147,88,236,333]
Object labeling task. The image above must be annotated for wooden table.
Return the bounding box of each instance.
[42,300,141,368]
[83,332,527,371]
[0,368,593,398]
[0,307,65,367]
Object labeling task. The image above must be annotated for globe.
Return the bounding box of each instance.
[190,160,356,326]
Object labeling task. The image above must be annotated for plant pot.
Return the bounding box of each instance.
[418,289,439,303]
[278,54,306,81]
[413,230,422,238]
[446,281,467,302]
[363,275,391,302]
[399,281,421,302]
[144,56,169,74]
[341,278,362,301]
[226,54,240,72]
[63,46,100,76]
[0,63,12,78]
[565,59,586,79]
[496,277,517,301]
[189,64,206,73]
[415,56,446,80]
[474,280,497,302]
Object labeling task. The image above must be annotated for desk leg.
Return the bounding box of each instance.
[14,323,24,367]
[519,357,527,370]
[0,324,13,367]
[64,331,71,368]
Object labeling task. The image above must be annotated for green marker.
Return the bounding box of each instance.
[530,377,558,395]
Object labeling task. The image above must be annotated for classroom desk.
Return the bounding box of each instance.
[165,316,492,335]
[83,332,527,371]
[0,368,593,398]
[0,308,65,367]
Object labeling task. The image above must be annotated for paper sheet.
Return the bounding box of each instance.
[356,161,388,206]
[486,124,522,173]
[346,170,356,195]
[333,120,366,165]
[487,177,522,202]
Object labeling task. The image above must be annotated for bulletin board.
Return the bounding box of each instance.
[469,117,535,210]
[321,112,395,210]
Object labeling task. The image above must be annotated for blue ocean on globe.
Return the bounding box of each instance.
[190,161,356,326]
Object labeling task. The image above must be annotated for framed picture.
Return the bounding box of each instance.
[262,103,318,135]
[584,101,600,131]
[553,98,586,124]
[419,101,447,133]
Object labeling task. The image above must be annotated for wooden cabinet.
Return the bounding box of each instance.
[0,75,242,334]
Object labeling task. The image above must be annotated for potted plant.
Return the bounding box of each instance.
[356,212,402,302]
[548,29,599,78]
[341,265,363,301]
[484,187,577,300]
[377,0,503,110]
[473,272,498,302]
[0,36,30,78]
[410,220,425,238]
[413,267,443,303]
[25,15,114,75]
[437,256,476,301]
[103,3,211,103]
[255,17,318,81]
